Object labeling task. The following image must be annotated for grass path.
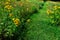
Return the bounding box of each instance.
[25,2,60,40]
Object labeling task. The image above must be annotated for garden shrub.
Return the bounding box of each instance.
[0,0,39,40]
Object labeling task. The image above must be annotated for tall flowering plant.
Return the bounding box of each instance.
[0,0,21,40]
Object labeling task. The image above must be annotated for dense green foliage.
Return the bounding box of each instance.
[0,0,60,40]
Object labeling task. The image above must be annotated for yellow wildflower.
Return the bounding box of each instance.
[4,5,13,10]
[47,10,51,15]
[54,6,58,10]
[12,18,20,26]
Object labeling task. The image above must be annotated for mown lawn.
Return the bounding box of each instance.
[25,1,60,40]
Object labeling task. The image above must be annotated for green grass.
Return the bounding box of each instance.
[25,2,60,40]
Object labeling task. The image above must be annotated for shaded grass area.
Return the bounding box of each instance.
[25,2,60,40]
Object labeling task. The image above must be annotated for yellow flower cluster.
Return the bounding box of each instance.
[47,6,60,15]
[12,18,20,26]
[9,13,20,26]
[47,5,60,25]
[4,1,13,11]
[5,5,12,10]
[54,6,60,10]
